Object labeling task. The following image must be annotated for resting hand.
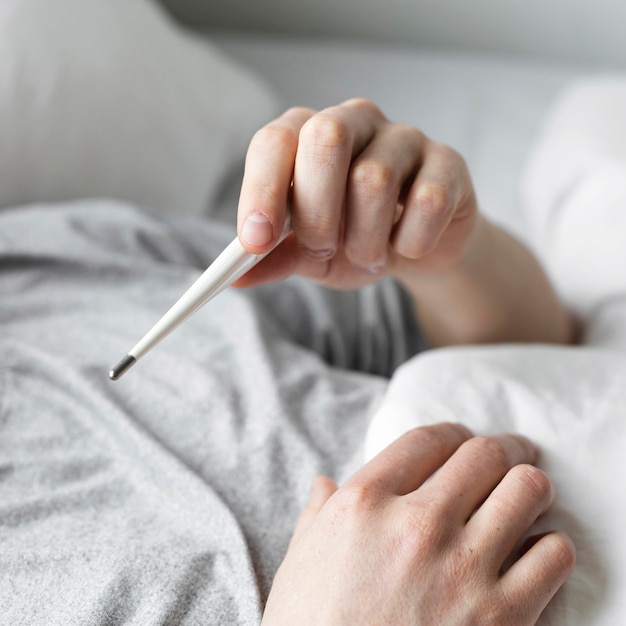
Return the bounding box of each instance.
[262,423,575,626]
[236,99,477,290]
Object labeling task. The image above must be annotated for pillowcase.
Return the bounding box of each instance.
[365,344,626,626]
[0,0,278,216]
[521,77,626,349]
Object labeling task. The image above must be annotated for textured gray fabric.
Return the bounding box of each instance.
[0,201,426,625]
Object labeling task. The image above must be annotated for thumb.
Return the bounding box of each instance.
[290,475,338,545]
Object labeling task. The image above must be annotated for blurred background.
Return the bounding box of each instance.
[161,0,626,69]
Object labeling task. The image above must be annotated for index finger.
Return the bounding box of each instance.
[237,107,316,254]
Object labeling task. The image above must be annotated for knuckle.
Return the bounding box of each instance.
[335,480,383,516]
[251,122,298,152]
[466,436,511,470]
[343,97,385,119]
[284,105,316,118]
[300,113,351,152]
[296,213,338,240]
[414,182,452,222]
[432,141,463,163]
[401,498,448,553]
[404,425,452,458]
[397,124,425,145]
[510,464,552,502]
[350,159,397,198]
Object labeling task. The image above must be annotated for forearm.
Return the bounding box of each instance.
[394,215,575,347]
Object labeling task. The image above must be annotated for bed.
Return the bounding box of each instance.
[1,0,625,624]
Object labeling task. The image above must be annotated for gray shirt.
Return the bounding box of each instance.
[0,201,425,625]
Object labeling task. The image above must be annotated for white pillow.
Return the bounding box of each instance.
[0,0,278,216]
[365,345,626,625]
[521,77,626,349]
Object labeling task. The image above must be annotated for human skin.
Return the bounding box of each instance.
[235,98,574,347]
[261,423,576,625]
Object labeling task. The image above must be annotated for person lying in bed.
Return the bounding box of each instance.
[233,99,576,624]
[0,98,574,625]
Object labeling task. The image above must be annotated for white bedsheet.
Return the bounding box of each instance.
[365,345,626,625]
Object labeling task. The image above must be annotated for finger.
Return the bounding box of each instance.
[343,124,426,272]
[290,475,338,546]
[238,106,316,253]
[232,232,332,288]
[345,423,473,497]
[499,531,576,624]
[466,464,554,568]
[419,434,538,524]
[392,142,474,260]
[233,228,367,288]
[292,98,385,261]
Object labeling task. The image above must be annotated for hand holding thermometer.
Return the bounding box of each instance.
[108,217,292,380]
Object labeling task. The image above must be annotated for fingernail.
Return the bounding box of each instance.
[242,214,273,247]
